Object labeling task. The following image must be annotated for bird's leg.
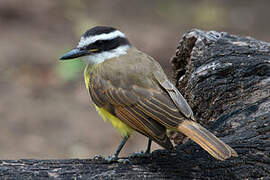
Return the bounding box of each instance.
[105,136,129,162]
[145,138,152,154]
[113,136,129,158]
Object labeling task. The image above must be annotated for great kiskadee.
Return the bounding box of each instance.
[60,26,237,161]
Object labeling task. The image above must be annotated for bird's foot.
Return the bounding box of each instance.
[104,155,132,164]
[104,155,119,163]
[91,154,119,163]
[129,150,151,158]
[117,158,131,164]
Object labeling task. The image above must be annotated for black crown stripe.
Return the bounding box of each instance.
[83,26,117,38]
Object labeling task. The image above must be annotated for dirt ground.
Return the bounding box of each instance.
[0,0,269,159]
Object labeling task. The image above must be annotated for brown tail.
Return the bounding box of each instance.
[178,120,238,160]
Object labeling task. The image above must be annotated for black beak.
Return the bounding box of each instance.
[59,48,88,60]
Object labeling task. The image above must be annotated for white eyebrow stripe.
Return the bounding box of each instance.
[77,30,126,48]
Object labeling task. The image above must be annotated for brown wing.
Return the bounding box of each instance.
[115,106,173,150]
[88,71,189,149]
[153,70,194,120]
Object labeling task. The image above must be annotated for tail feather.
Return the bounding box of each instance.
[178,120,238,160]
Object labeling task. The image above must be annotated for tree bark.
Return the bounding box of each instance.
[1,29,269,179]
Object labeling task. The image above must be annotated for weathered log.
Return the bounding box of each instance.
[1,29,269,179]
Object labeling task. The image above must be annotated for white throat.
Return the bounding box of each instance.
[83,45,130,65]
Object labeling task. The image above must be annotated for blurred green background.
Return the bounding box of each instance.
[0,0,269,159]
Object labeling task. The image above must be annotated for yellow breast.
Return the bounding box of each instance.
[94,105,133,137]
[84,65,133,137]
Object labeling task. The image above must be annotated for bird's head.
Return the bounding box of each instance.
[60,26,131,65]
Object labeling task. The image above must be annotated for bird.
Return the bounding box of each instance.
[60,26,238,161]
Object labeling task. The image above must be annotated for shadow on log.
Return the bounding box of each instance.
[1,29,269,179]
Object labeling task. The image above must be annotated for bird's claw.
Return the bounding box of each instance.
[129,151,151,158]
[104,155,132,164]
[104,155,119,163]
[117,158,131,164]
